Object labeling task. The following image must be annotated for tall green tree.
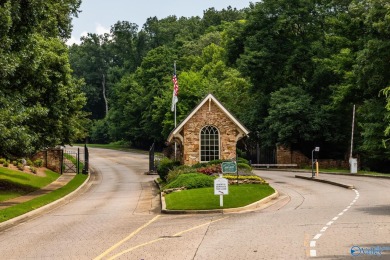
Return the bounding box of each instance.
[69,33,110,119]
[0,0,87,157]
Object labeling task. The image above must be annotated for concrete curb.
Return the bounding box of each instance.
[160,189,279,214]
[311,172,390,179]
[295,175,355,189]
[254,168,390,179]
[0,169,92,232]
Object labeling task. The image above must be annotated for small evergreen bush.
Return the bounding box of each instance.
[0,158,5,164]
[237,157,250,165]
[3,160,9,167]
[27,159,33,166]
[238,163,252,174]
[30,167,37,174]
[166,165,195,183]
[164,173,214,190]
[33,159,43,167]
[17,163,24,171]
[157,157,180,181]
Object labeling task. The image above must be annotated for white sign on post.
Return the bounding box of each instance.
[214,175,228,207]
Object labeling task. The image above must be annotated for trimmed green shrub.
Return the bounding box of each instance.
[27,159,33,166]
[191,162,208,169]
[33,159,43,167]
[30,167,37,174]
[164,173,214,190]
[157,157,180,181]
[237,157,250,165]
[207,159,225,165]
[12,160,17,166]
[0,158,5,164]
[238,162,252,173]
[166,165,196,183]
[3,160,9,167]
[17,163,24,171]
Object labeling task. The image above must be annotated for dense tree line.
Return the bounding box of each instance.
[0,0,87,158]
[69,1,390,172]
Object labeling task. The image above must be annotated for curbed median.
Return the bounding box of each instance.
[295,175,355,189]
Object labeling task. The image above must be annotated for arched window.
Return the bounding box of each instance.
[200,125,220,162]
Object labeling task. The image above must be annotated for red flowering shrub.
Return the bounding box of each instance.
[196,164,222,175]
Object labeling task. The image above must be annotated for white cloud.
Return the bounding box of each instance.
[66,31,89,46]
[67,24,109,46]
[66,36,80,46]
[95,23,110,35]
[80,31,88,38]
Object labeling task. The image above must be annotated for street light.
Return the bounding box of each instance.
[312,147,320,178]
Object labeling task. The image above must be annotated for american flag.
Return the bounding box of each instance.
[171,73,179,111]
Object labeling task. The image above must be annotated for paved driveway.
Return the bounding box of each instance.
[0,148,388,259]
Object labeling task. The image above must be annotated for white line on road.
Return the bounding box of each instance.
[313,234,322,240]
[309,188,360,258]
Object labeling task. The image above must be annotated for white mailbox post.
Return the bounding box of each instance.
[214,174,229,207]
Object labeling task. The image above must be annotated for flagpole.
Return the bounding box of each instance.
[174,61,177,160]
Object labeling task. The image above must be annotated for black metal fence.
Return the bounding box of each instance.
[61,145,89,174]
[241,142,277,164]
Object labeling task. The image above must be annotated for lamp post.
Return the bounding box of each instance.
[312,147,320,178]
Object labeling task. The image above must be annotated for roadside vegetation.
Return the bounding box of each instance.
[0,173,87,223]
[0,156,88,223]
[158,158,275,210]
[0,167,59,202]
[68,1,390,173]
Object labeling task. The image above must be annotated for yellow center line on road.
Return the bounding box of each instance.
[108,216,229,260]
[94,214,161,260]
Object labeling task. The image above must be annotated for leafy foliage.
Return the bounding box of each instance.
[163,173,214,190]
[67,1,390,172]
[156,157,180,181]
[0,0,87,157]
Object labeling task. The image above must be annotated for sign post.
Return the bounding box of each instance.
[312,147,320,178]
[214,174,228,207]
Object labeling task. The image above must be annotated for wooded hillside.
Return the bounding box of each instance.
[68,1,390,172]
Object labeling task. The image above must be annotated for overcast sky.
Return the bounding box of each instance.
[68,0,253,45]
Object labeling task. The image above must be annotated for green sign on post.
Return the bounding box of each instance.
[222,162,237,173]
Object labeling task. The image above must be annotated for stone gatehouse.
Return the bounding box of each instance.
[167,94,249,165]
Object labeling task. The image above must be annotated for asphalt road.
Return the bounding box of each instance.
[0,148,389,259]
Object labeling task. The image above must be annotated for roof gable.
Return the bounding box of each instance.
[168,94,249,142]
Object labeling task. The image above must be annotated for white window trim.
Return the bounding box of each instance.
[199,125,220,163]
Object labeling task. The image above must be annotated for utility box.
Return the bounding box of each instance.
[349,158,358,174]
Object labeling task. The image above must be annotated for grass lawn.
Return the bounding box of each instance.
[0,173,87,223]
[0,159,88,223]
[165,184,275,210]
[0,167,60,202]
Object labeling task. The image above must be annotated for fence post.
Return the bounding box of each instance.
[149,143,155,173]
[77,147,80,174]
[60,149,64,175]
[82,144,89,174]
